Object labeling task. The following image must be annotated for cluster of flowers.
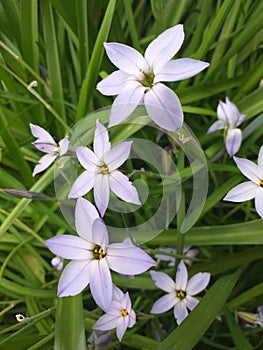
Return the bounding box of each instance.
[29,24,263,342]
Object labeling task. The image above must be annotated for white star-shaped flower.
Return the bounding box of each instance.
[30,123,69,176]
[223,146,263,218]
[207,97,246,157]
[97,24,209,131]
[45,198,155,312]
[93,286,136,342]
[150,261,210,325]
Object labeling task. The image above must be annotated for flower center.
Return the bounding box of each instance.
[93,245,107,260]
[141,71,155,88]
[100,163,110,175]
[176,290,186,300]
[121,309,129,317]
[260,180,263,188]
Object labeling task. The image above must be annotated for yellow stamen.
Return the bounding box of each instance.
[260,179,263,188]
[141,72,155,88]
[176,290,186,299]
[100,164,110,175]
[121,309,129,316]
[93,245,107,260]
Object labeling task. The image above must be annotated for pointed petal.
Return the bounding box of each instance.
[93,313,117,331]
[223,181,258,202]
[92,218,109,248]
[30,123,55,143]
[45,235,93,259]
[116,315,129,341]
[94,173,110,217]
[175,261,188,291]
[225,128,242,157]
[112,285,124,300]
[237,114,246,126]
[109,170,141,205]
[89,259,113,312]
[32,141,58,154]
[96,70,130,96]
[32,154,57,176]
[108,81,145,127]
[144,83,183,131]
[257,146,263,170]
[103,42,147,74]
[58,137,70,155]
[217,101,228,123]
[150,271,175,293]
[234,157,263,183]
[255,189,263,219]
[207,120,225,134]
[128,309,136,328]
[76,146,99,169]
[156,58,209,82]
[105,141,132,171]
[225,97,241,125]
[68,170,95,198]
[151,293,176,314]
[173,301,188,325]
[58,260,90,297]
[145,24,184,71]
[187,272,210,295]
[75,198,99,240]
[185,295,199,311]
[94,120,111,160]
[107,245,155,275]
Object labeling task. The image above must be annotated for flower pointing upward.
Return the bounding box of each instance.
[97,24,209,131]
[224,146,263,218]
[68,119,140,216]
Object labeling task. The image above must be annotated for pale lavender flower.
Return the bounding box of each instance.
[223,146,263,219]
[51,256,64,271]
[150,261,210,325]
[87,330,112,350]
[93,286,136,342]
[68,120,140,216]
[238,305,263,328]
[30,123,69,176]
[207,97,246,157]
[155,245,199,267]
[97,24,209,131]
[45,198,155,311]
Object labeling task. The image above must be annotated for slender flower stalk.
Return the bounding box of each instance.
[93,286,136,342]
[68,119,140,216]
[223,146,263,219]
[150,261,210,325]
[207,97,246,157]
[97,24,209,131]
[45,198,155,311]
[30,123,69,176]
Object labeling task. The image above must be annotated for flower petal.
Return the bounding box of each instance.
[76,146,99,169]
[58,260,91,297]
[144,83,183,131]
[108,81,145,127]
[107,244,155,275]
[75,198,99,240]
[94,120,111,160]
[207,120,225,134]
[58,137,70,155]
[68,170,95,198]
[225,128,242,157]
[89,259,113,312]
[185,295,199,311]
[151,293,176,314]
[45,235,93,260]
[173,301,188,325]
[255,188,263,219]
[109,170,141,205]
[217,101,228,123]
[155,58,209,82]
[175,261,188,291]
[32,141,57,154]
[32,154,57,176]
[257,146,263,170]
[128,309,136,328]
[94,174,110,217]
[234,157,263,184]
[105,141,132,171]
[93,313,117,332]
[116,315,129,341]
[187,272,210,295]
[103,42,147,74]
[30,123,55,143]
[145,24,184,71]
[150,271,175,293]
[92,218,109,248]
[223,181,258,202]
[96,70,130,96]
[225,97,241,125]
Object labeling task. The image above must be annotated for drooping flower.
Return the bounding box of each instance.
[207,97,246,157]
[93,286,136,342]
[150,261,210,325]
[45,198,155,311]
[87,330,112,350]
[97,24,209,131]
[68,119,140,216]
[223,146,263,219]
[237,306,263,328]
[155,245,199,267]
[30,123,69,176]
